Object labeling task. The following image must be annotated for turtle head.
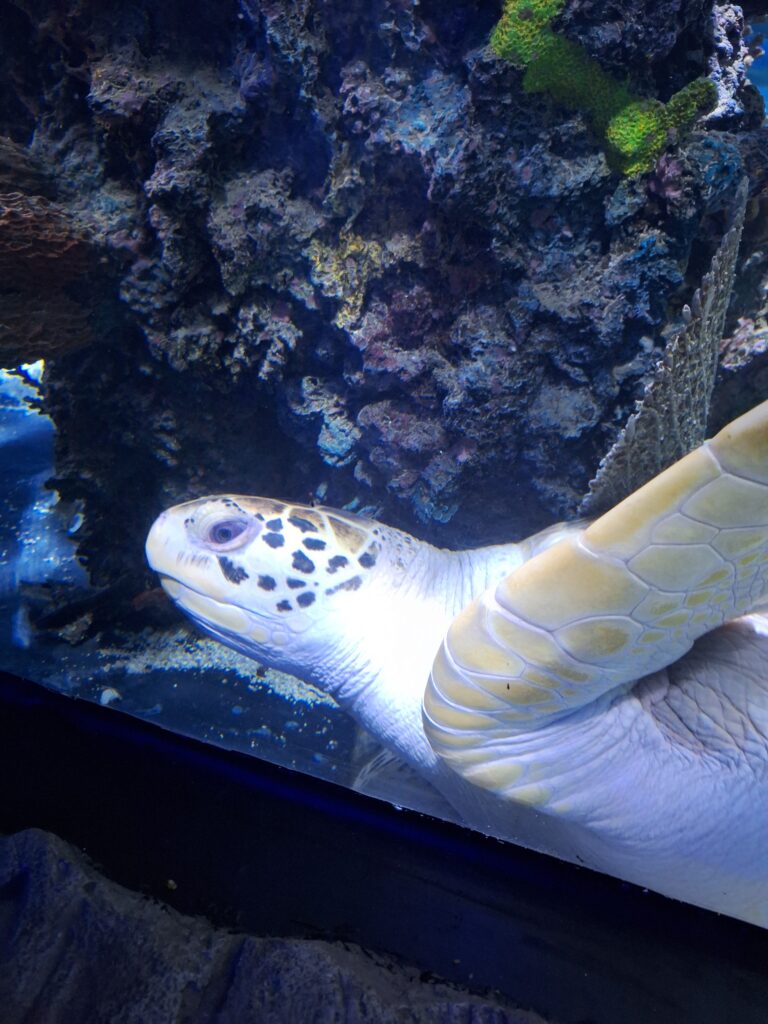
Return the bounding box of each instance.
[145,495,389,682]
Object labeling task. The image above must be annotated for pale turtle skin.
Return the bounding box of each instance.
[146,400,768,926]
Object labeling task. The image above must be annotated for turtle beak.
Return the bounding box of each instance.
[146,507,204,592]
[145,509,181,580]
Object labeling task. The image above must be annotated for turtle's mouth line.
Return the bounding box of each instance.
[158,573,261,628]
[156,573,308,658]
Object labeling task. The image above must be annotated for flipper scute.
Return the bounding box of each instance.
[424,400,768,789]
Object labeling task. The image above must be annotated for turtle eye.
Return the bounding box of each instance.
[207,518,249,546]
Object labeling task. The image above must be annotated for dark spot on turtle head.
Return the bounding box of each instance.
[358,551,377,569]
[276,599,292,612]
[291,550,315,574]
[218,556,249,584]
[327,555,349,574]
[263,532,285,549]
[258,575,276,591]
[288,515,319,533]
[255,513,265,521]
[297,591,316,608]
[266,518,283,531]
[303,537,326,551]
[325,575,362,595]
[287,577,306,589]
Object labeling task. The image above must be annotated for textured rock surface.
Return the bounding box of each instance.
[0,828,548,1024]
[0,0,765,616]
[582,176,748,514]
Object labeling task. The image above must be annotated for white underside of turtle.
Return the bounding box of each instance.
[146,400,768,927]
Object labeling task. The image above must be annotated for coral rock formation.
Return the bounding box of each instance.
[0,0,763,607]
[0,190,98,365]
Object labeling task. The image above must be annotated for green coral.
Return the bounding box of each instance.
[490,0,566,64]
[521,32,632,129]
[490,0,717,175]
[603,99,669,175]
[604,79,717,174]
[664,77,719,128]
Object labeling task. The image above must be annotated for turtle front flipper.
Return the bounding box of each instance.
[423,399,768,796]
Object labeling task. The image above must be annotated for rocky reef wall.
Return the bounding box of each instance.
[0,0,766,608]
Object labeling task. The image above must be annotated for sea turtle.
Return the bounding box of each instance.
[146,399,768,926]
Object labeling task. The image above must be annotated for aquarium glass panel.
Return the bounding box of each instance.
[1,0,768,928]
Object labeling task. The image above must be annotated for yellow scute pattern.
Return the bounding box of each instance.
[446,602,526,677]
[555,617,639,662]
[708,399,768,484]
[430,643,511,712]
[682,474,768,528]
[627,543,725,590]
[496,536,648,630]
[584,446,719,557]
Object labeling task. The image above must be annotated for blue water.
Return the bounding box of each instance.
[751,23,768,104]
